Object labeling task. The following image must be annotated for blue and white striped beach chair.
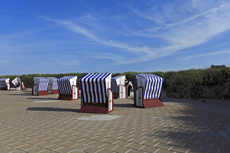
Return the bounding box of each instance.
[135,74,164,108]
[0,78,10,90]
[47,77,59,94]
[80,73,113,114]
[57,76,79,100]
[111,75,127,99]
[32,77,49,96]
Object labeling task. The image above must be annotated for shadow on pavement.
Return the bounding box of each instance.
[26,107,80,112]
[27,97,58,100]
[147,107,230,152]
[113,103,136,108]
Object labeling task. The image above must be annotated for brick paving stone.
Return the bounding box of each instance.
[10,150,25,153]
[70,144,86,150]
[61,141,78,148]
[78,138,94,145]
[128,138,143,144]
[99,143,117,151]
[110,146,130,153]
[39,149,57,153]
[52,138,68,145]
[68,136,83,142]
[82,146,101,153]
[155,148,176,153]
[0,147,18,153]
[54,147,75,153]
[106,134,120,139]
[7,141,26,148]
[96,149,113,153]
[17,144,36,151]
[90,141,106,147]
[36,142,53,148]
[139,146,159,152]
[103,138,118,144]
[26,147,47,153]
[1,139,18,146]
[144,140,161,147]
[170,146,190,153]
[125,143,144,150]
[121,149,138,153]
[156,143,174,150]
[43,137,59,143]
[45,144,63,151]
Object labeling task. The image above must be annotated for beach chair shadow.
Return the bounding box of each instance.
[26,107,80,112]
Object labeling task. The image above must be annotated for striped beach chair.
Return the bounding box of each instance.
[0,78,10,90]
[111,75,128,99]
[134,74,164,108]
[32,77,49,96]
[80,73,113,114]
[57,76,79,100]
[11,77,21,90]
[47,77,59,94]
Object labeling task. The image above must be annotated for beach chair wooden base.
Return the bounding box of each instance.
[0,87,7,90]
[52,90,59,94]
[143,99,164,108]
[134,86,163,108]
[80,103,112,114]
[37,91,49,96]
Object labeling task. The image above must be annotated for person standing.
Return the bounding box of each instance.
[125,78,133,97]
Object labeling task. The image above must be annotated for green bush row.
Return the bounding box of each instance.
[1,67,230,99]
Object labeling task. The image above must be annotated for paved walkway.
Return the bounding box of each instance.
[0,89,230,153]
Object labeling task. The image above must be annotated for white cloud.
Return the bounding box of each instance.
[182,50,230,61]
[38,0,230,65]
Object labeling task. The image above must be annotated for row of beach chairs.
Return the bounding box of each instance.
[0,73,164,114]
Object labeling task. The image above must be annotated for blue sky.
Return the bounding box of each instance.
[1,0,230,76]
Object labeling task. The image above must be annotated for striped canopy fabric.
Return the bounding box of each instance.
[11,77,20,86]
[0,78,9,87]
[47,77,58,90]
[111,75,125,93]
[57,76,77,94]
[80,73,112,103]
[136,74,164,99]
[33,77,49,91]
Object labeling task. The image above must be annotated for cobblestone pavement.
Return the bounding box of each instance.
[0,89,230,153]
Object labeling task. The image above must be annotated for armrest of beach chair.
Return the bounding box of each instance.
[6,83,11,90]
[32,84,38,95]
[72,85,79,100]
[134,86,144,107]
[107,88,113,112]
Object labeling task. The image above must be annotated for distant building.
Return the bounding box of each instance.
[211,65,226,68]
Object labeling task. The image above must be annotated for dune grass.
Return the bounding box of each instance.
[1,67,230,99]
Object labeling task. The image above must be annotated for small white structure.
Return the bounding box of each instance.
[32,77,49,96]
[47,77,59,94]
[0,78,10,90]
[135,74,164,108]
[111,75,127,99]
[11,77,21,90]
[57,76,79,100]
[80,73,113,114]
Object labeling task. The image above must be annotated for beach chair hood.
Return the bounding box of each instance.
[136,74,164,99]
[80,73,112,103]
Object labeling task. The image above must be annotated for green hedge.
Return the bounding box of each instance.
[1,67,230,99]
